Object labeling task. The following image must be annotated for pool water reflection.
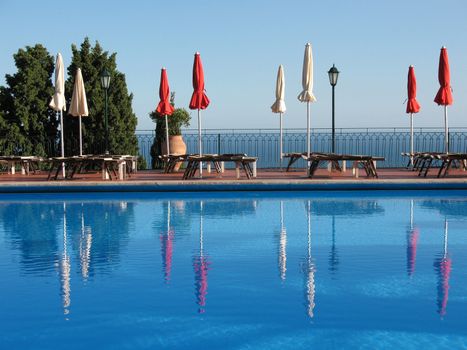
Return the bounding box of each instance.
[1,192,466,349]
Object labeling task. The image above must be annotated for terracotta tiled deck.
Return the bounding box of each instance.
[1,167,467,183]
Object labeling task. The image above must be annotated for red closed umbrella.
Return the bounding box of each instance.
[406,66,421,165]
[156,68,175,155]
[434,47,453,153]
[189,52,210,177]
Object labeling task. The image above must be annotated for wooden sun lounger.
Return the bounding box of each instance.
[159,154,191,173]
[0,156,44,175]
[47,155,134,181]
[283,152,339,171]
[404,152,447,177]
[182,154,257,180]
[306,153,385,178]
[432,153,467,178]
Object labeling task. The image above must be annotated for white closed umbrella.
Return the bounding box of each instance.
[49,53,66,177]
[69,68,89,156]
[271,65,286,168]
[297,43,317,161]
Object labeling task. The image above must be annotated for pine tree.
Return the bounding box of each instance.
[0,45,56,156]
[64,38,138,157]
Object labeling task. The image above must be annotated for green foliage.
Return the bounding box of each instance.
[0,45,56,156]
[149,92,190,168]
[64,37,138,156]
[137,155,147,170]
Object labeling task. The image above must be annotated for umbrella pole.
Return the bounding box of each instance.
[198,109,202,177]
[444,106,449,154]
[410,199,414,230]
[410,113,414,166]
[444,218,448,258]
[279,112,283,169]
[200,201,204,257]
[280,200,284,230]
[306,102,311,172]
[60,110,66,178]
[79,115,83,156]
[165,115,170,155]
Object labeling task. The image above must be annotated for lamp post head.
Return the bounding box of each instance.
[328,64,340,87]
[100,68,111,90]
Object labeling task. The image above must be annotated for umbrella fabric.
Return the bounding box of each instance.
[156,68,174,116]
[434,256,451,317]
[189,53,210,110]
[406,227,419,276]
[406,66,421,113]
[69,68,89,117]
[297,43,316,103]
[160,229,174,283]
[434,47,453,105]
[49,53,66,111]
[271,65,286,113]
[193,255,210,314]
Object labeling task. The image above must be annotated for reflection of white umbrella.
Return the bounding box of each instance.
[69,68,89,156]
[60,202,71,317]
[271,65,287,168]
[298,43,317,161]
[305,200,316,318]
[49,53,66,177]
[278,201,287,281]
[79,204,92,280]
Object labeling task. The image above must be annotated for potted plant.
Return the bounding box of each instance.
[150,92,190,169]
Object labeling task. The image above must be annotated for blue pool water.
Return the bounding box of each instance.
[1,191,467,349]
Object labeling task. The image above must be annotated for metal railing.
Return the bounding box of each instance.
[136,128,467,168]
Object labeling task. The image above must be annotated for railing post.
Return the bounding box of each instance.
[218,133,221,155]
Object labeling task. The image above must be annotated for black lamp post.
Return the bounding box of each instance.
[328,64,340,153]
[100,69,111,154]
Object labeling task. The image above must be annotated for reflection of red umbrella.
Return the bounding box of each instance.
[434,47,453,153]
[407,66,421,165]
[406,227,419,277]
[434,219,451,317]
[193,201,210,313]
[434,256,451,317]
[189,53,210,177]
[160,229,174,283]
[193,255,210,313]
[156,68,175,155]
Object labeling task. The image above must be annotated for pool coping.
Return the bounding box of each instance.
[2,178,467,193]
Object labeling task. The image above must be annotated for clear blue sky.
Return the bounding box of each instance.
[1,0,466,131]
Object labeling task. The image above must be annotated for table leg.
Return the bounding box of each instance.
[235,163,240,179]
[353,161,359,178]
[252,162,257,178]
[207,162,211,173]
[102,165,110,180]
[119,162,125,180]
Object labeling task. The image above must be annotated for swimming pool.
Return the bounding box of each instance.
[1,191,466,349]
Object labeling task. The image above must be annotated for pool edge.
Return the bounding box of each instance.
[2,179,467,193]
